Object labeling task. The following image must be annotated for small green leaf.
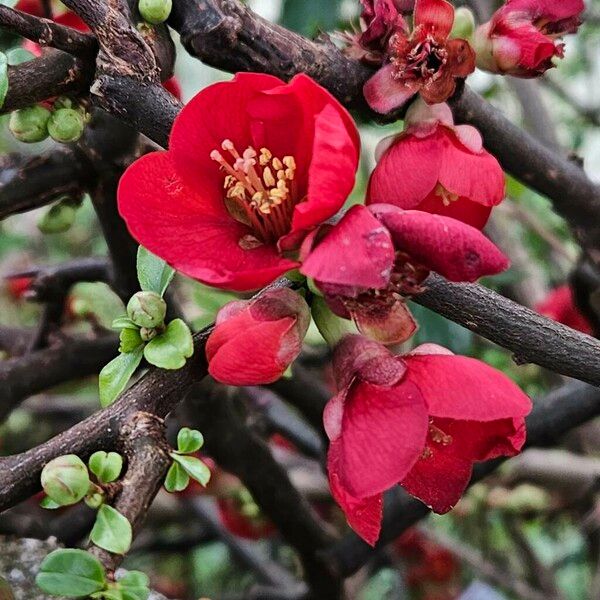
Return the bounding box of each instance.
[171,454,211,487]
[112,316,139,330]
[90,505,133,555]
[119,328,143,354]
[36,549,105,597]
[6,48,34,66]
[143,319,193,370]
[0,52,7,110]
[117,571,150,600]
[93,591,123,600]
[137,246,175,297]
[99,347,144,407]
[39,496,61,510]
[164,461,189,493]
[70,282,126,329]
[177,427,204,454]
[88,451,123,484]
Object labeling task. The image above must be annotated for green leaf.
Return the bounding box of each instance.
[36,549,105,597]
[281,0,340,36]
[143,319,193,370]
[92,591,123,600]
[88,451,123,484]
[117,571,150,600]
[6,47,33,66]
[99,347,144,407]
[40,496,61,510]
[0,52,7,110]
[177,427,204,454]
[171,454,211,487]
[137,246,174,297]
[112,316,139,330]
[90,505,133,555]
[70,282,126,329]
[164,461,190,493]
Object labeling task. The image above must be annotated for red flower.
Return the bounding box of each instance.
[118,73,359,291]
[536,285,593,335]
[301,203,508,344]
[162,76,182,101]
[217,497,277,540]
[6,276,33,300]
[474,0,584,77]
[205,288,310,385]
[14,0,44,16]
[367,99,505,229]
[363,0,475,114]
[325,336,531,545]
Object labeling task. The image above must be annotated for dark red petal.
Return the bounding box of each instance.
[404,354,532,421]
[370,205,510,282]
[328,441,383,546]
[364,64,420,114]
[414,194,493,229]
[336,379,429,498]
[118,152,297,291]
[350,297,418,345]
[367,132,442,209]
[206,310,300,385]
[414,0,454,39]
[162,76,182,101]
[438,129,505,208]
[301,205,394,289]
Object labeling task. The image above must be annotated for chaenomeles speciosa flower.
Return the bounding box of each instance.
[367,98,505,229]
[473,0,584,77]
[301,203,508,344]
[205,288,310,386]
[118,73,359,292]
[363,0,476,114]
[325,335,532,545]
[536,284,593,335]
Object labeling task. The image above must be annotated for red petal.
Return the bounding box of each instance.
[364,64,419,114]
[536,285,593,334]
[206,311,300,385]
[169,73,284,190]
[404,354,532,421]
[336,378,429,498]
[367,132,442,209]
[414,0,454,39]
[301,205,394,289]
[438,129,505,208]
[118,152,297,291]
[163,76,182,101]
[370,205,510,281]
[414,194,492,229]
[328,440,383,546]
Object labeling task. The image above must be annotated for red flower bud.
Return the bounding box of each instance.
[473,0,584,77]
[206,288,310,385]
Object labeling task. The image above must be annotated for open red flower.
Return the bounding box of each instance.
[325,336,531,545]
[536,285,593,335]
[364,0,475,114]
[301,203,508,344]
[118,73,359,291]
[474,0,584,77]
[205,288,310,385]
[367,99,505,229]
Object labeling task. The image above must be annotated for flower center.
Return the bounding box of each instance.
[210,140,297,246]
[434,183,459,207]
[420,422,453,460]
[390,31,448,84]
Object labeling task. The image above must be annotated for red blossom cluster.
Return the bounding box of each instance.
[113,0,587,545]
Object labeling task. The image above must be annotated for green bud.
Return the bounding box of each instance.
[127,291,167,328]
[37,198,77,234]
[47,107,85,143]
[40,455,90,506]
[140,326,158,342]
[9,105,51,143]
[53,96,74,110]
[311,296,358,348]
[450,7,475,41]
[138,0,172,24]
[119,327,143,353]
[84,489,104,509]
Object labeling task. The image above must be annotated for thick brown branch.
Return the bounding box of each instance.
[0,148,92,219]
[0,5,96,56]
[414,274,600,386]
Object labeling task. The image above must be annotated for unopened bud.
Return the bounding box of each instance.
[9,105,50,143]
[127,291,167,328]
[451,7,475,41]
[37,198,78,234]
[47,108,85,143]
[41,455,90,506]
[140,326,158,342]
[138,0,172,24]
